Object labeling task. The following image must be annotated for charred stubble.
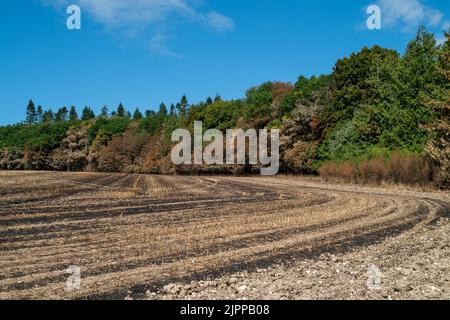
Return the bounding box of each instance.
[0,171,448,299]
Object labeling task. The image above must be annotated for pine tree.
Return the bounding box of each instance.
[117,103,126,117]
[145,110,156,118]
[206,97,213,105]
[42,109,54,123]
[159,103,167,116]
[170,103,176,116]
[69,106,78,121]
[132,108,143,120]
[26,99,37,124]
[401,26,439,111]
[214,94,222,103]
[36,105,43,123]
[179,95,188,117]
[55,106,68,122]
[81,106,95,121]
[100,106,109,118]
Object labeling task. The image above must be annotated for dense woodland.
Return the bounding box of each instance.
[0,27,449,188]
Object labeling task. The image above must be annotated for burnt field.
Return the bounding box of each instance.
[0,171,449,300]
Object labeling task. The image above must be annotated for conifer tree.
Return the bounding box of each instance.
[26,99,37,124]
[159,103,168,116]
[69,106,78,121]
[100,106,109,118]
[133,108,143,120]
[169,103,176,116]
[117,103,126,117]
[36,105,43,123]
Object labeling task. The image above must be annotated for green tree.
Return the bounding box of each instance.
[158,103,168,116]
[26,99,37,124]
[81,106,95,121]
[393,26,440,149]
[244,82,275,122]
[132,108,143,120]
[178,95,188,117]
[329,45,400,124]
[69,106,79,121]
[55,107,68,122]
[42,109,54,123]
[401,26,439,101]
[100,106,109,118]
[117,103,126,117]
[169,103,176,116]
[36,105,43,123]
[145,110,156,118]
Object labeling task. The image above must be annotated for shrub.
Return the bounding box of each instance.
[358,155,386,184]
[318,151,432,186]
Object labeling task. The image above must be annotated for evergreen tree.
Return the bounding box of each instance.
[55,107,68,122]
[132,108,143,120]
[26,99,37,124]
[169,103,176,116]
[100,106,109,118]
[117,103,126,117]
[179,95,188,117]
[214,94,222,103]
[145,110,156,118]
[206,97,213,105]
[81,106,95,121]
[69,106,79,121]
[400,26,439,113]
[36,105,43,123]
[42,109,54,123]
[159,103,168,116]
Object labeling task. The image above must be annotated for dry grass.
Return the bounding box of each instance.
[319,152,433,186]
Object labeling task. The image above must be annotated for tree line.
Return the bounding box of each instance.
[1,27,449,188]
[26,101,144,124]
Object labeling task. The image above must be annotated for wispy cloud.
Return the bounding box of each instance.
[204,11,235,33]
[42,0,234,56]
[149,33,182,58]
[376,0,446,32]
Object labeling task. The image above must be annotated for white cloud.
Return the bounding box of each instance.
[377,0,445,31]
[149,33,182,58]
[204,11,234,33]
[42,0,234,56]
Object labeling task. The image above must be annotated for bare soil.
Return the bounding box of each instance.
[0,171,448,300]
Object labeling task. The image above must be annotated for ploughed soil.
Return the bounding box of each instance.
[0,171,448,300]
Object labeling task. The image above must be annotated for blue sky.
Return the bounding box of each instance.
[0,0,449,125]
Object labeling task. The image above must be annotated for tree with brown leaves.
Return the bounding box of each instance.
[425,31,450,188]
